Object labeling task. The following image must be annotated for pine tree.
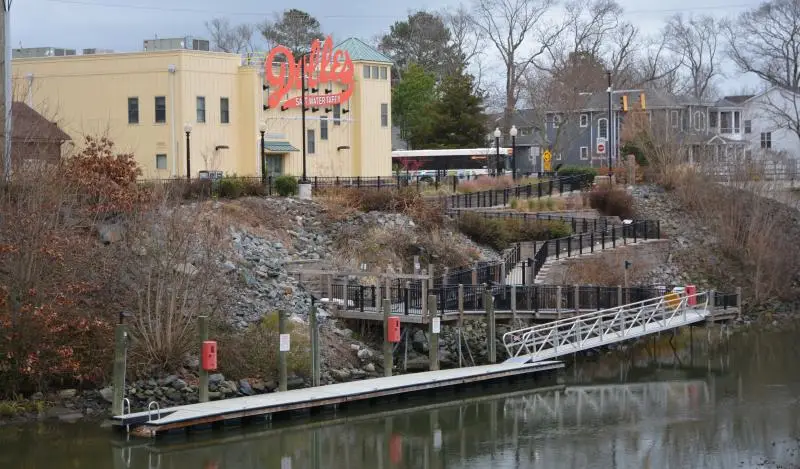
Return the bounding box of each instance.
[426,68,487,148]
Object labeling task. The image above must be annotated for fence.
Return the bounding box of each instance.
[448,211,614,235]
[440,175,587,209]
[320,283,738,316]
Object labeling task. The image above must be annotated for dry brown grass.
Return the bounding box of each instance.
[557,246,659,285]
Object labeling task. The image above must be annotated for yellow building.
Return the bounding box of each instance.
[12,37,393,179]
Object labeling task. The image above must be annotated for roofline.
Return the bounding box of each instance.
[12,49,240,63]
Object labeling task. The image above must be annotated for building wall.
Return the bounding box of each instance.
[13,49,393,179]
[744,88,800,159]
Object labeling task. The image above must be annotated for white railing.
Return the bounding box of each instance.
[502,291,710,362]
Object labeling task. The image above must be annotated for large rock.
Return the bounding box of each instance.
[411,329,429,354]
[97,223,124,244]
[99,387,114,403]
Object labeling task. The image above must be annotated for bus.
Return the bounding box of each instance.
[392,147,514,180]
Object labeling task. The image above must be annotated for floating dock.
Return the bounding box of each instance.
[113,360,564,438]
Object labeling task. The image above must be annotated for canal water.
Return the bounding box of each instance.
[2,324,799,469]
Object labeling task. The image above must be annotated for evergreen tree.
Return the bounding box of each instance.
[392,64,437,149]
[426,68,487,148]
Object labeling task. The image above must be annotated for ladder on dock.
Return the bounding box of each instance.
[502,291,710,364]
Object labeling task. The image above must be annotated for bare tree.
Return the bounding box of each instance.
[664,14,725,101]
[205,17,256,54]
[727,0,800,144]
[259,9,325,56]
[472,0,562,137]
[634,34,683,93]
[443,5,485,75]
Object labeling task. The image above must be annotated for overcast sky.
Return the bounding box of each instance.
[13,0,765,93]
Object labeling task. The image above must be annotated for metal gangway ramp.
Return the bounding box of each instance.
[502,291,710,364]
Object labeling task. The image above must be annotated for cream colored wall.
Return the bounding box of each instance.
[13,51,247,179]
[261,67,357,177]
[13,50,393,179]
[353,62,392,177]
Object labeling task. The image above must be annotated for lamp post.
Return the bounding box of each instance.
[183,123,192,180]
[259,122,267,184]
[493,127,502,177]
[300,55,308,184]
[509,125,518,180]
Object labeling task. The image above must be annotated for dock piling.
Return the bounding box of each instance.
[279,312,288,392]
[484,287,496,364]
[198,316,209,403]
[112,323,128,416]
[383,299,393,377]
[310,305,320,387]
[428,294,439,371]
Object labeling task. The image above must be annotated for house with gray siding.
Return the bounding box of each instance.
[496,90,752,171]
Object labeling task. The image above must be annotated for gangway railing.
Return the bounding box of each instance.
[502,291,710,363]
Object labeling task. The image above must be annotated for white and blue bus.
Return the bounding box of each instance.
[392,147,514,180]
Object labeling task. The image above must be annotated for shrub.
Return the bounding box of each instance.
[588,186,635,218]
[557,166,598,188]
[216,312,311,381]
[217,176,245,199]
[457,213,509,250]
[457,213,572,250]
[359,190,395,212]
[274,175,299,197]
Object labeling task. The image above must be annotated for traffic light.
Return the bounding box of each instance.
[620,94,629,112]
[639,92,646,110]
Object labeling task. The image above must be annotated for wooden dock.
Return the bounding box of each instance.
[114,360,564,438]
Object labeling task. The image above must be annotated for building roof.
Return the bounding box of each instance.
[7,102,70,142]
[335,38,393,64]
[722,95,754,104]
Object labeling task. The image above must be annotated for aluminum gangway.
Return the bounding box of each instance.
[502,291,710,364]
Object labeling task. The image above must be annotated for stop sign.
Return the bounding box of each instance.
[597,142,606,154]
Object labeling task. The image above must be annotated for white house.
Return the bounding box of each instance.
[742,86,800,162]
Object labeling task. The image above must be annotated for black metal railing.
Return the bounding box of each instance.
[439,175,585,209]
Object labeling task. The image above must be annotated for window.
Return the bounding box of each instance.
[307,129,316,154]
[372,66,379,78]
[380,67,388,80]
[196,96,206,123]
[709,112,718,130]
[381,103,388,127]
[670,110,679,127]
[154,96,166,123]
[579,113,588,127]
[744,120,752,134]
[320,116,328,140]
[363,66,371,79]
[597,118,608,139]
[555,153,562,161]
[734,111,741,133]
[333,104,341,126]
[552,114,561,128]
[128,97,139,124]
[580,146,589,160]
[694,111,705,131]
[761,132,772,149]
[220,97,229,124]
[155,153,167,170]
[720,111,731,133]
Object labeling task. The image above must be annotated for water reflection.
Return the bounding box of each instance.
[3,325,800,469]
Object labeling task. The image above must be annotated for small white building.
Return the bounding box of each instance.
[742,86,800,163]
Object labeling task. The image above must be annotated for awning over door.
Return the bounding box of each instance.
[263,141,299,152]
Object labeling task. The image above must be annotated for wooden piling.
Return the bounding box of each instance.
[383,299,393,377]
[279,312,288,392]
[574,284,580,313]
[485,287,496,364]
[310,306,320,387]
[458,284,464,368]
[428,294,440,371]
[198,316,209,403]
[112,323,128,415]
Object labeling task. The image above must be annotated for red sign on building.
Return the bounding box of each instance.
[264,36,355,110]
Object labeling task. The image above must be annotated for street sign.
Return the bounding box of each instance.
[542,149,552,171]
[596,142,606,154]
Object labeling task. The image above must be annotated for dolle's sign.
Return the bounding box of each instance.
[265,36,354,110]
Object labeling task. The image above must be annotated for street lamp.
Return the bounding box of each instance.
[259,121,267,184]
[493,127,502,177]
[183,123,192,180]
[509,125,518,180]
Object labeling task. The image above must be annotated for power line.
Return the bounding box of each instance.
[39,0,754,18]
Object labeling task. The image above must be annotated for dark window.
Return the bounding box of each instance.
[220,97,229,124]
[372,66,379,78]
[333,104,341,126]
[196,96,206,123]
[307,129,315,154]
[761,132,772,149]
[128,97,139,124]
[320,116,328,140]
[156,153,167,169]
[363,66,370,79]
[744,119,752,134]
[155,96,166,123]
[381,103,388,127]
[380,67,388,80]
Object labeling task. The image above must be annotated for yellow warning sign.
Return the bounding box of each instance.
[542,150,552,171]
[664,292,681,309]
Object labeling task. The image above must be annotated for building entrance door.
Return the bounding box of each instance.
[264,154,283,177]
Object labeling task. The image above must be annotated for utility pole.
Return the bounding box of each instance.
[1,1,12,184]
[606,71,613,171]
